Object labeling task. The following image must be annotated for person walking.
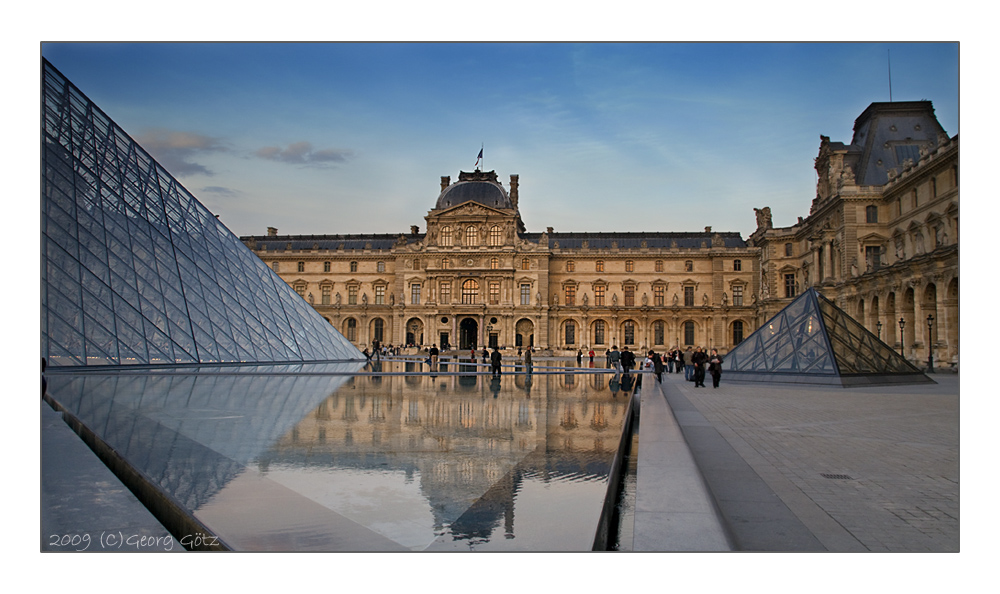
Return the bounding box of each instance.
[577,349,583,365]
[675,348,684,374]
[609,346,621,373]
[588,349,595,364]
[482,347,489,364]
[708,348,724,388]
[429,343,439,367]
[684,347,694,380]
[621,346,635,374]
[651,350,664,383]
[524,347,532,370]
[691,346,708,387]
[490,347,502,377]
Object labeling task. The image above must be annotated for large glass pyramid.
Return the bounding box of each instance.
[41,59,362,367]
[724,288,932,386]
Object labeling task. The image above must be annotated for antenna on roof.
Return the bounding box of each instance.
[887,48,893,102]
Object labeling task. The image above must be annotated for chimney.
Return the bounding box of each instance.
[509,174,519,210]
[411,225,420,236]
[267,227,278,237]
[440,176,450,192]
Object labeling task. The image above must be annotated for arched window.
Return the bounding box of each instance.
[466,226,479,246]
[593,320,606,345]
[345,318,357,341]
[462,279,479,304]
[653,321,664,345]
[440,226,453,246]
[732,320,744,345]
[489,225,502,246]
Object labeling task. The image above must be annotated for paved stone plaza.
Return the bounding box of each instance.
[656,371,959,552]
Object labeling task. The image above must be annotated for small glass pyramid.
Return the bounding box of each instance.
[724,288,932,386]
[41,59,362,367]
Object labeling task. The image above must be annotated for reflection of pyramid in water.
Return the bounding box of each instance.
[41,60,361,366]
[724,288,932,386]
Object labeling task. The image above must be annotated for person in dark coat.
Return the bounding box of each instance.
[490,347,502,376]
[621,347,636,373]
[651,350,664,382]
[675,349,685,374]
[691,347,708,387]
[708,348,724,388]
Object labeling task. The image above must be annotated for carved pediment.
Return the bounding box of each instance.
[434,201,508,218]
[857,231,888,244]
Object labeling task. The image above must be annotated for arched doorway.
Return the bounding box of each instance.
[405,317,425,347]
[459,317,478,350]
[515,318,534,348]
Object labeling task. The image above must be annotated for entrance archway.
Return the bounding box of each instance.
[405,317,425,347]
[515,318,534,348]
[459,317,479,350]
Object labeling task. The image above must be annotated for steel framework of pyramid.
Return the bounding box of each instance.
[723,288,932,386]
[41,60,362,367]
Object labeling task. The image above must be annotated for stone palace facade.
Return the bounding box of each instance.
[242,101,958,368]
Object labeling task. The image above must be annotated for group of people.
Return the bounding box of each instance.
[604,345,725,388]
[363,339,404,361]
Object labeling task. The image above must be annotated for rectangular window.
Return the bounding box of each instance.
[294,284,306,297]
[596,260,604,272]
[733,259,742,271]
[624,285,635,306]
[322,285,331,305]
[655,260,663,272]
[625,260,634,272]
[784,243,793,257]
[350,261,358,272]
[411,284,421,305]
[594,285,605,306]
[272,262,279,272]
[594,320,605,345]
[865,246,882,272]
[375,285,385,305]
[297,261,305,272]
[489,281,500,305]
[684,286,694,307]
[323,261,331,272]
[654,285,664,307]
[565,285,576,306]
[733,321,744,345]
[521,258,530,270]
[440,282,451,305]
[624,321,635,345]
[565,322,575,345]
[684,321,694,345]
[866,205,878,223]
[520,283,531,305]
[654,321,664,345]
[377,261,385,272]
[348,285,358,305]
[784,274,796,298]
[732,285,743,306]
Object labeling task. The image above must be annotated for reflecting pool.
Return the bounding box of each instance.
[46,362,631,551]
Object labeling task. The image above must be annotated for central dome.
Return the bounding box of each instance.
[434,170,513,210]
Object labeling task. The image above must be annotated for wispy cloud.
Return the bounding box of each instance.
[136,129,227,176]
[200,186,241,197]
[254,141,354,167]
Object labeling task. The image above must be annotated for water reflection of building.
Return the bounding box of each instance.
[263,371,629,537]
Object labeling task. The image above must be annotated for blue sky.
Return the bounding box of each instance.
[40,42,958,239]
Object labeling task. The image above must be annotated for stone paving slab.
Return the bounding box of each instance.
[41,401,182,552]
[662,372,959,552]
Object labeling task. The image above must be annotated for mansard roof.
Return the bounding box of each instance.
[529,231,747,250]
[849,101,948,186]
